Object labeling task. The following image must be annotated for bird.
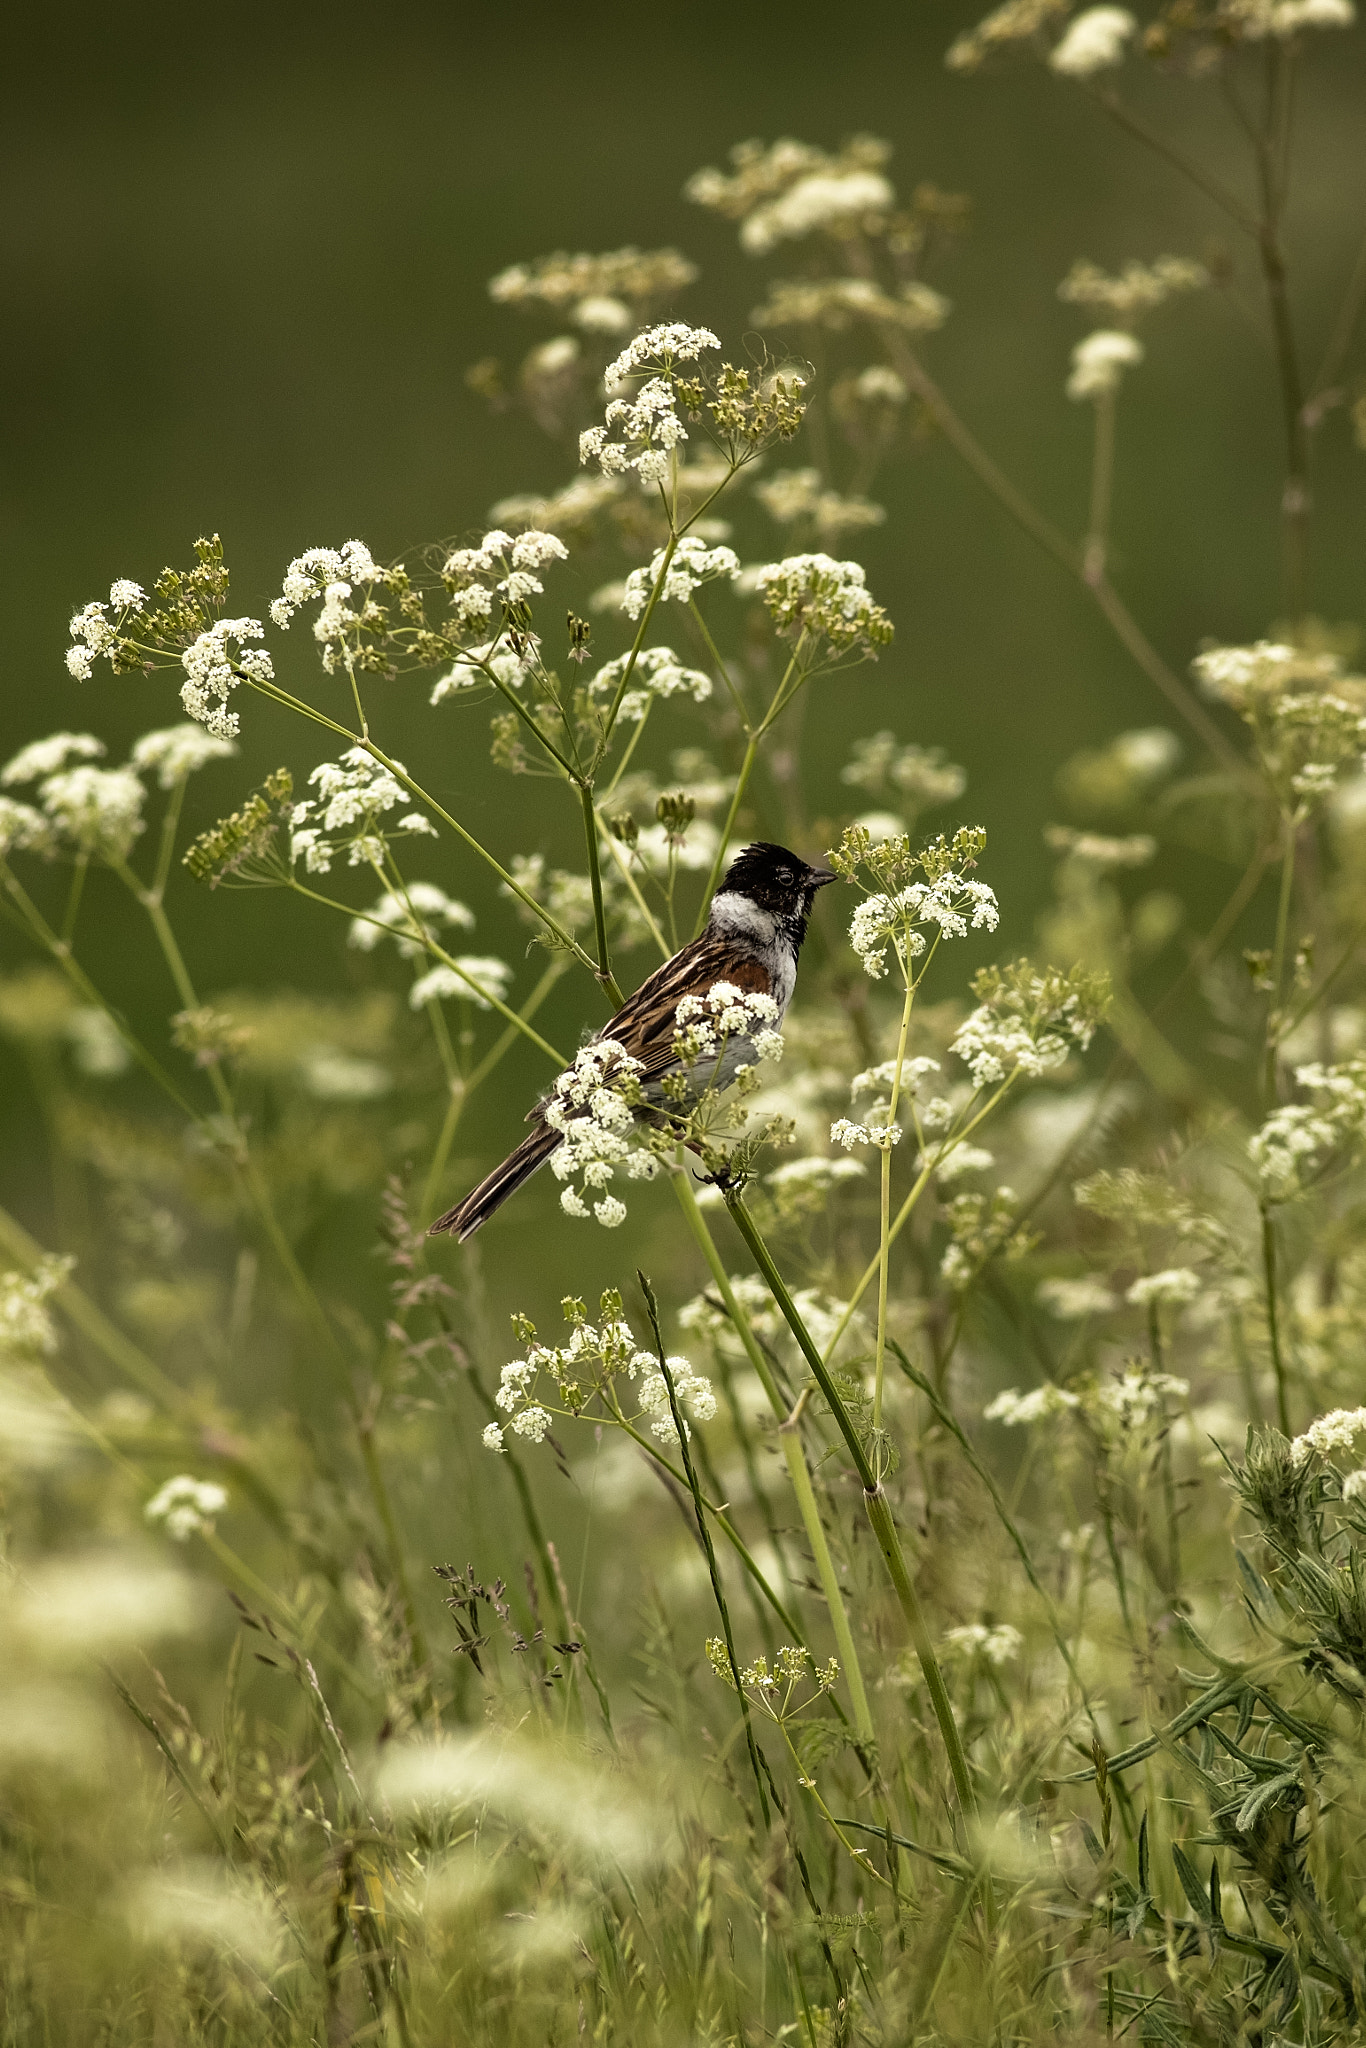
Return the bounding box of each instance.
[429,841,836,1242]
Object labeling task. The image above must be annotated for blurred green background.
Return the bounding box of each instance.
[2,0,1364,1264]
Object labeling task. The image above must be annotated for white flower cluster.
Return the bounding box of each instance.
[603,323,721,386]
[943,1622,1023,1664]
[831,1115,904,1152]
[64,581,145,680]
[1048,6,1137,74]
[443,527,569,618]
[485,1306,716,1453]
[180,618,274,740]
[848,873,1000,980]
[348,881,475,957]
[1249,1060,1366,1198]
[764,1155,867,1192]
[1066,330,1143,401]
[581,381,692,487]
[985,1383,1080,1426]
[429,638,537,703]
[672,982,785,1075]
[545,1040,655,1227]
[1127,1267,1201,1308]
[587,644,714,724]
[951,985,1098,1088]
[753,468,886,542]
[0,1257,73,1358]
[754,552,892,651]
[4,738,146,862]
[621,538,742,623]
[290,748,409,874]
[268,540,379,630]
[1232,0,1354,34]
[1095,1369,1189,1428]
[739,169,894,254]
[1036,1275,1117,1319]
[1192,640,1333,707]
[409,958,513,1012]
[1291,1406,1366,1467]
[130,724,237,788]
[1059,257,1207,320]
[145,1473,228,1543]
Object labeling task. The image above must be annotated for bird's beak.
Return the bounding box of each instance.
[808,866,838,890]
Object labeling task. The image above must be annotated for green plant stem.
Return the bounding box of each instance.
[724,1195,979,1829]
[287,878,566,1066]
[671,1170,874,1743]
[823,1076,1017,1363]
[1265,817,1298,1100]
[640,1272,770,1829]
[693,641,807,932]
[596,817,670,958]
[1084,388,1116,585]
[874,963,918,1434]
[1261,1200,1292,1435]
[579,780,623,1003]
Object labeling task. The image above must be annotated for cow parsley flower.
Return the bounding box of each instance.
[1291,1407,1366,1466]
[1067,330,1144,401]
[39,765,146,861]
[603,323,721,385]
[289,749,410,874]
[943,1622,1023,1664]
[130,724,238,788]
[269,541,380,628]
[848,874,999,979]
[1036,1275,1116,1319]
[2,733,105,786]
[1127,1267,1201,1308]
[145,1474,229,1543]
[1048,6,1137,74]
[347,882,475,957]
[952,962,1108,1087]
[429,638,538,702]
[180,618,273,740]
[586,644,713,722]
[620,539,741,622]
[984,1383,1080,1425]
[1249,1060,1366,1197]
[740,168,895,254]
[754,553,893,654]
[409,958,513,1011]
[580,377,693,486]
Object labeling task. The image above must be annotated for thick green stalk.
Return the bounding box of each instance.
[671,1170,875,1742]
[724,1195,978,1824]
[1261,1200,1292,1435]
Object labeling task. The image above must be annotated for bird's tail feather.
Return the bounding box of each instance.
[428,1122,561,1243]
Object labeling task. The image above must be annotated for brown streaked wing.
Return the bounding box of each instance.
[593,934,771,1087]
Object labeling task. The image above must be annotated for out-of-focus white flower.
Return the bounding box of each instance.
[297,1048,392,1101]
[1127,1267,1201,1308]
[130,724,237,788]
[1036,1275,1116,1319]
[2,733,105,786]
[347,881,475,957]
[1067,329,1143,401]
[65,1007,130,1077]
[984,1383,1080,1425]
[943,1622,1023,1664]
[1049,6,1137,74]
[145,1474,229,1543]
[409,957,513,1011]
[1290,1406,1366,1467]
[741,170,894,254]
[39,765,146,860]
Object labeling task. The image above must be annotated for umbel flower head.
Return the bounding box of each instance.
[1192,639,1366,812]
[482,1290,716,1452]
[830,823,996,980]
[952,959,1110,1086]
[755,554,894,657]
[686,135,896,254]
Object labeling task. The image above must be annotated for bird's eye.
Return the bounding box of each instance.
[778,868,792,886]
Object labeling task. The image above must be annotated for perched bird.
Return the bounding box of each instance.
[429,841,836,1241]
